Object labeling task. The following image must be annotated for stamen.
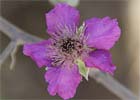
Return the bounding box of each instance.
[61,38,75,53]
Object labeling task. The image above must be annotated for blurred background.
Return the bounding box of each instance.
[0,0,139,99]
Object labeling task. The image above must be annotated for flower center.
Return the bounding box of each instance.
[61,38,75,54]
[59,38,83,55]
[51,38,83,66]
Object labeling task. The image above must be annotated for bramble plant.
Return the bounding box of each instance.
[23,3,121,99]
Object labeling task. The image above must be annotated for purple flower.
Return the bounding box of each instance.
[23,3,121,99]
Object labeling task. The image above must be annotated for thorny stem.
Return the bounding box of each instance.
[0,16,138,100]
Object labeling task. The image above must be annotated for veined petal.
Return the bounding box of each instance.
[84,16,121,50]
[83,49,116,75]
[46,3,80,37]
[23,39,53,68]
[45,64,82,99]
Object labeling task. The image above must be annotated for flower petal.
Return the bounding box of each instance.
[83,49,116,75]
[84,16,121,50]
[46,3,80,37]
[23,39,53,68]
[45,64,82,99]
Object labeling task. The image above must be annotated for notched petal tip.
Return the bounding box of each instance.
[109,65,116,75]
[23,44,30,56]
[84,16,121,50]
[45,3,80,37]
[83,49,116,75]
[23,40,52,68]
[45,65,82,99]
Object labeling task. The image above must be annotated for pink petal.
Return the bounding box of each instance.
[45,64,82,99]
[23,39,53,68]
[84,16,121,50]
[83,49,116,75]
[46,3,80,37]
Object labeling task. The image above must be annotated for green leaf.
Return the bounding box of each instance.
[76,59,89,80]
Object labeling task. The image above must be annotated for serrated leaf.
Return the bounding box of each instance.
[76,59,89,80]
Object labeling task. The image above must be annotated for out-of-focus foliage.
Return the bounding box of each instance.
[48,0,80,7]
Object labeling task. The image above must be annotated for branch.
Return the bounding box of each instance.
[89,69,138,100]
[0,16,42,43]
[0,16,42,69]
[0,40,16,67]
[9,40,23,70]
[0,17,138,100]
